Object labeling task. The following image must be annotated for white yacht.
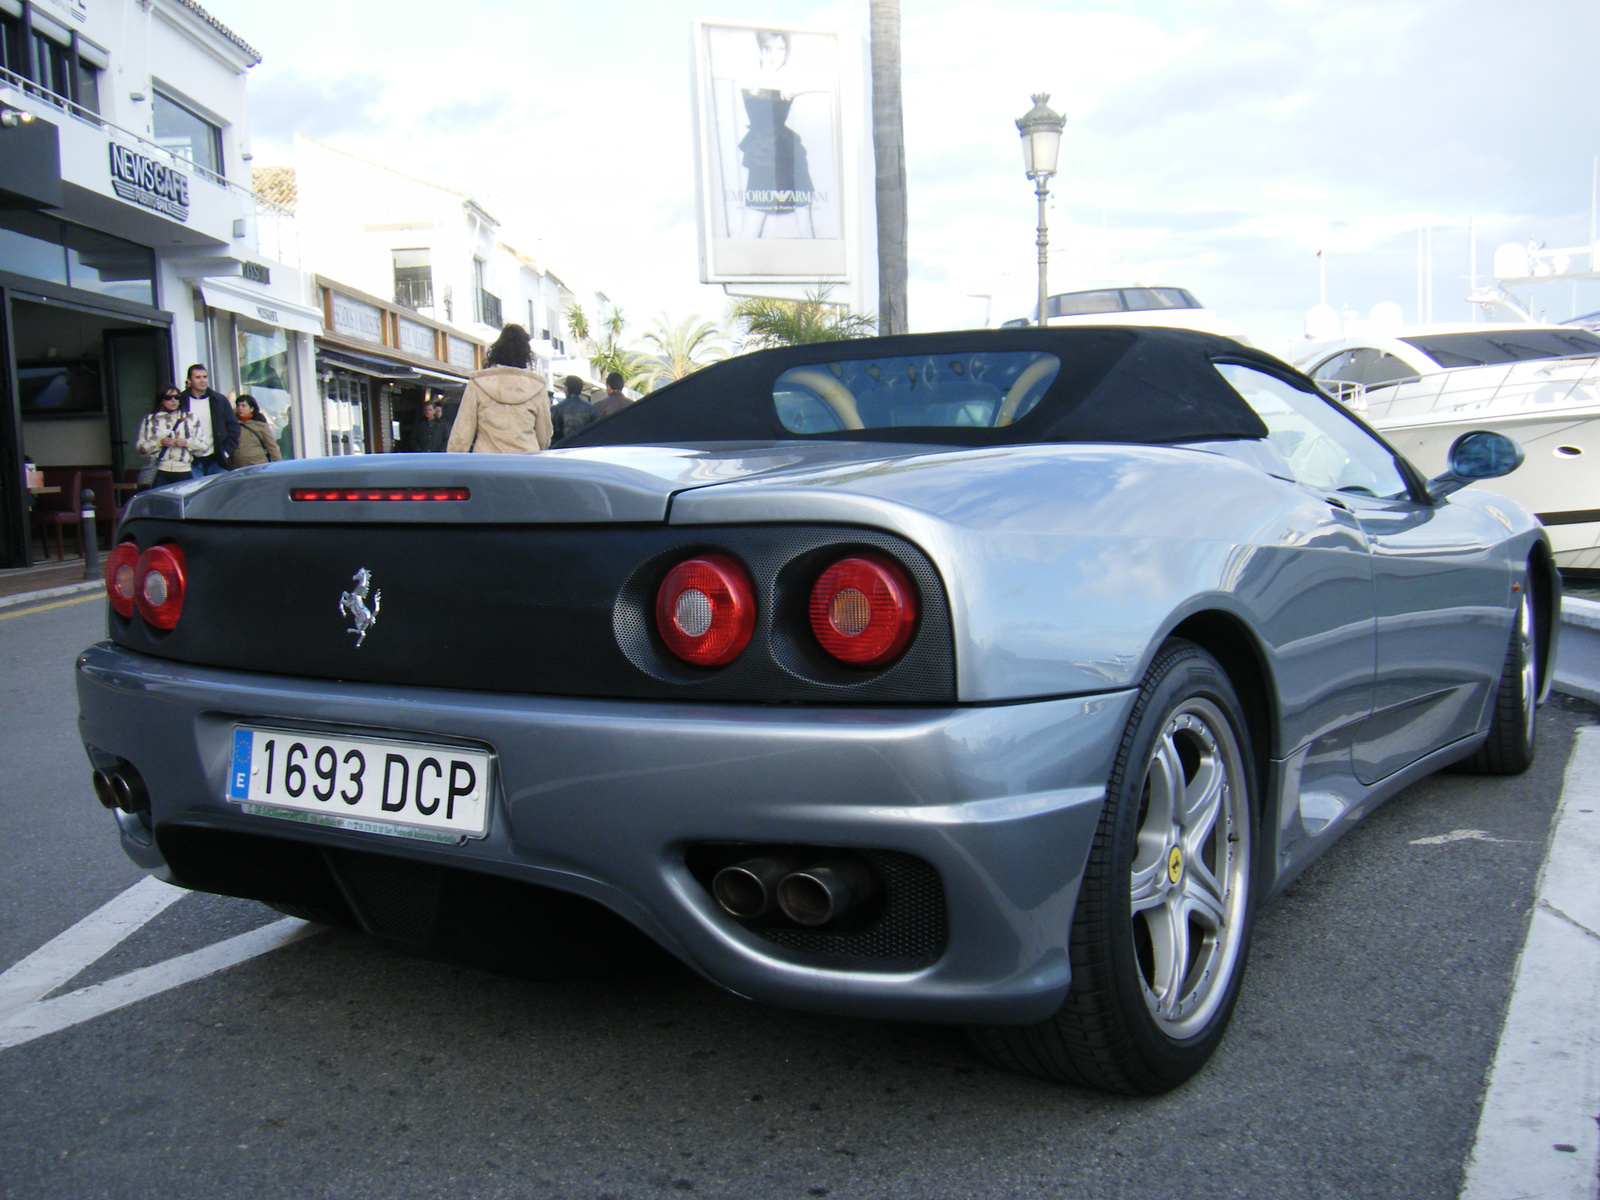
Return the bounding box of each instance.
[1003,285,1250,341]
[1293,323,1600,572]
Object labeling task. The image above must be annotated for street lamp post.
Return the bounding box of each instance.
[1016,94,1066,328]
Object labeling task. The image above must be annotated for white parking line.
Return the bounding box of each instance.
[0,918,318,1051]
[1460,727,1600,1200]
[0,875,184,1019]
[0,874,323,1052]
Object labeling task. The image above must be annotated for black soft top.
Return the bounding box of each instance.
[565,326,1283,449]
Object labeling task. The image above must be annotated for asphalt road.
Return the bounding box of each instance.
[0,595,1590,1200]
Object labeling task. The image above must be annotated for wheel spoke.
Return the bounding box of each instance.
[1179,752,1225,843]
[1130,858,1167,913]
[1147,900,1191,1019]
[1182,860,1227,934]
[1144,733,1184,831]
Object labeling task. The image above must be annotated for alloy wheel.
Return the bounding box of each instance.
[1129,697,1252,1040]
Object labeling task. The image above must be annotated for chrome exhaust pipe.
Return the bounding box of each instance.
[711,857,791,919]
[91,769,118,809]
[776,860,877,927]
[109,766,149,815]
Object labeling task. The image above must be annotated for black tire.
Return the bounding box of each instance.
[968,639,1258,1094]
[1460,576,1538,776]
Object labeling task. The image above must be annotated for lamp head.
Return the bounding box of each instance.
[0,107,36,129]
[1016,93,1066,179]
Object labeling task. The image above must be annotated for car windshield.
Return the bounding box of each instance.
[1401,329,1600,367]
[773,351,1062,433]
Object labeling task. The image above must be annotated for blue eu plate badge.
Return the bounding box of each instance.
[229,729,252,799]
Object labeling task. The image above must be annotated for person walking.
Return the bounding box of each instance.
[135,387,199,489]
[447,325,551,453]
[409,398,451,452]
[551,374,599,442]
[229,395,283,468]
[180,363,240,476]
[594,372,632,419]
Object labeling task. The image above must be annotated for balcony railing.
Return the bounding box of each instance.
[0,65,298,266]
[477,289,503,329]
[395,277,434,310]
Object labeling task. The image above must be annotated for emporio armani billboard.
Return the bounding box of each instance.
[692,21,850,283]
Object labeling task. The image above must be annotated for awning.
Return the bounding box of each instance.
[317,346,419,380]
[317,344,473,387]
[200,282,324,336]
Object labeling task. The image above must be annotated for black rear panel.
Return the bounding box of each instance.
[111,520,955,703]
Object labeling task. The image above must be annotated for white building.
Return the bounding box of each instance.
[0,0,320,567]
[270,135,624,451]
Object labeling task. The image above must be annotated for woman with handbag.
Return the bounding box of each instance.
[135,387,198,489]
[229,395,283,468]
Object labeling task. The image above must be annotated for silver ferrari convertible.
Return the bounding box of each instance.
[76,326,1554,1095]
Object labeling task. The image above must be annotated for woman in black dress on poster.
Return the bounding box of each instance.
[738,30,817,238]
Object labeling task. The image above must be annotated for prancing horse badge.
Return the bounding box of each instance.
[340,568,381,647]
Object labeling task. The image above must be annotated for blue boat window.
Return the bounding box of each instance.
[773,351,1061,433]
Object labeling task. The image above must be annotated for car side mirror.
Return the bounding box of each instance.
[1426,430,1525,502]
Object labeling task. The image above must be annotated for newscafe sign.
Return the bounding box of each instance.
[692,20,850,283]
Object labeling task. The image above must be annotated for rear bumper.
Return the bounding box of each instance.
[76,641,1135,1024]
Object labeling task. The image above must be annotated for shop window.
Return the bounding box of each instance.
[65,225,154,306]
[0,209,68,286]
[393,248,432,310]
[152,88,224,182]
[238,324,294,458]
[324,372,369,456]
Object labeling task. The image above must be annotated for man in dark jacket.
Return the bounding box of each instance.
[181,363,240,476]
[409,399,450,452]
[551,375,598,443]
[595,372,631,419]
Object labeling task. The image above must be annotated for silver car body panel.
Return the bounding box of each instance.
[84,436,1555,1022]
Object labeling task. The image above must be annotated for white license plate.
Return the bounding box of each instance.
[227,726,492,843]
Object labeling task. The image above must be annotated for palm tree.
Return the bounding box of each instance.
[730,287,877,350]
[871,0,908,334]
[631,314,729,392]
[564,303,592,350]
[589,306,638,384]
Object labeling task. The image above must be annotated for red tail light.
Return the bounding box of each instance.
[133,544,187,629]
[655,554,756,667]
[104,541,140,617]
[809,555,918,666]
[290,487,469,502]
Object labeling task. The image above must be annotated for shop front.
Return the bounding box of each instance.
[0,204,172,567]
[191,277,321,461]
[315,278,481,455]
[0,90,312,565]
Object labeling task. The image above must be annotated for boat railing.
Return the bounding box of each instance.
[1328,356,1600,421]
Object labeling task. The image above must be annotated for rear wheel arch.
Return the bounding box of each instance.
[1167,609,1278,788]
[1527,540,1557,701]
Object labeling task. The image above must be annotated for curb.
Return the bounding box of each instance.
[1554,596,1600,706]
[1459,726,1600,1200]
[0,580,104,611]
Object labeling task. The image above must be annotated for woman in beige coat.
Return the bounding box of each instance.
[447,324,552,453]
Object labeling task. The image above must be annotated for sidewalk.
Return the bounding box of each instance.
[0,557,104,610]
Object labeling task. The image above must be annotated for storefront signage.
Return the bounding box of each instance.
[242,262,271,285]
[109,144,189,222]
[447,336,475,369]
[329,293,384,343]
[256,305,280,324]
[397,318,435,359]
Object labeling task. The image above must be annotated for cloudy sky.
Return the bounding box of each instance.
[200,0,1600,352]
